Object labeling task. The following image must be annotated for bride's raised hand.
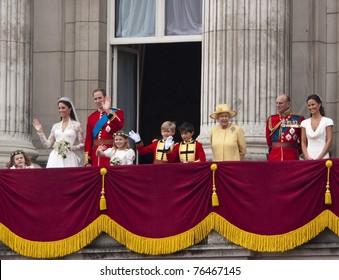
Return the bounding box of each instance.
[32,119,43,133]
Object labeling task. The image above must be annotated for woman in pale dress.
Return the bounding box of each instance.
[33,97,85,167]
[301,95,333,160]
[96,130,135,165]
[209,104,247,161]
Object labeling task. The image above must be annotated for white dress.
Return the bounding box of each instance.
[10,165,34,169]
[37,120,85,167]
[103,148,135,165]
[301,117,334,159]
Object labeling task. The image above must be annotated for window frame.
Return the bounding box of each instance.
[108,0,202,45]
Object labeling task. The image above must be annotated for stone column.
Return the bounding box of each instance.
[0,0,38,167]
[199,0,291,160]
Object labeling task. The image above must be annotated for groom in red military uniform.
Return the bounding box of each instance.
[84,88,124,166]
[266,94,304,161]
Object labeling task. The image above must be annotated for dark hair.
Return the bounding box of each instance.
[58,100,76,121]
[6,150,32,169]
[179,122,195,133]
[307,94,325,116]
[93,88,106,97]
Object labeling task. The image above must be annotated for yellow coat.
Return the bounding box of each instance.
[210,124,247,161]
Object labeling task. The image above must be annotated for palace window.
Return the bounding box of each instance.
[110,0,202,44]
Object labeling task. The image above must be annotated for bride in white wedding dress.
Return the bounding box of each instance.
[33,97,85,168]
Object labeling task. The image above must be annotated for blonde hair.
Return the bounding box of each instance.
[161,121,176,133]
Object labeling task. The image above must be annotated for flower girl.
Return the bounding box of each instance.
[6,150,34,169]
[96,131,135,165]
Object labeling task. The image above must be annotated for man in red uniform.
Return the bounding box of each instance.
[266,93,304,161]
[84,88,124,166]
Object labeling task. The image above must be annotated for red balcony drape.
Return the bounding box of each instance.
[0,159,339,258]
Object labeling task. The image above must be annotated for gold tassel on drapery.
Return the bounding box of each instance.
[325,160,333,205]
[100,168,108,210]
[210,163,219,207]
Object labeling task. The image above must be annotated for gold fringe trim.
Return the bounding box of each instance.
[0,211,338,258]
[213,212,329,252]
[327,210,339,235]
[0,218,103,259]
[0,214,214,258]
[102,213,214,255]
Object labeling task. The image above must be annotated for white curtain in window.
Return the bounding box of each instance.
[115,0,155,37]
[165,0,202,35]
[117,50,137,133]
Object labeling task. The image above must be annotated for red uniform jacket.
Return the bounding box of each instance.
[84,108,124,166]
[266,112,304,161]
[136,139,169,164]
[167,140,206,163]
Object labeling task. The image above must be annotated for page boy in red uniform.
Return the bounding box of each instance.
[129,121,176,164]
[167,122,206,163]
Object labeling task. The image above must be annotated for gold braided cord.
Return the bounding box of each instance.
[210,163,219,207]
[100,168,107,210]
[325,160,333,205]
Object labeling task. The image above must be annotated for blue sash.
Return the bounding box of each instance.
[92,109,118,139]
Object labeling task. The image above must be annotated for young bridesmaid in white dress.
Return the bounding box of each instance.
[33,97,85,167]
[96,131,135,165]
[6,150,34,169]
[301,94,333,160]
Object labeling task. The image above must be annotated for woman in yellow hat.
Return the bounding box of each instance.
[209,104,247,161]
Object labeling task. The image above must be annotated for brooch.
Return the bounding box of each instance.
[105,126,111,133]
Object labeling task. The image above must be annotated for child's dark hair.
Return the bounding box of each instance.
[6,150,32,169]
[179,122,195,133]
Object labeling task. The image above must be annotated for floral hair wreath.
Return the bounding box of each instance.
[11,150,25,158]
[114,131,129,138]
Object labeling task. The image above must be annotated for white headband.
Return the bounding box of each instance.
[58,97,79,122]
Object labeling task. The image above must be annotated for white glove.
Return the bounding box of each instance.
[164,136,174,149]
[129,130,141,143]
